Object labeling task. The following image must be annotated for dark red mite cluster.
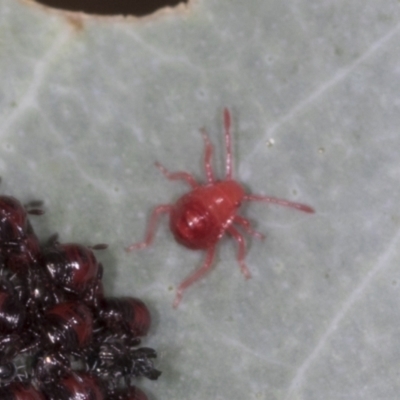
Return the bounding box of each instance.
[0,195,160,399]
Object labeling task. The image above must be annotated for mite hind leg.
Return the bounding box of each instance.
[173,246,216,308]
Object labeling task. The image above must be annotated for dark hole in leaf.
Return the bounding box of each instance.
[34,0,188,16]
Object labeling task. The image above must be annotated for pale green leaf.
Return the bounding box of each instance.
[1,0,400,399]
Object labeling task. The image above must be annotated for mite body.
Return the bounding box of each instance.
[170,180,244,250]
[127,109,314,307]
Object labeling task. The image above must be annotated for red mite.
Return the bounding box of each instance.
[43,243,100,293]
[44,301,93,351]
[127,109,315,307]
[99,296,151,338]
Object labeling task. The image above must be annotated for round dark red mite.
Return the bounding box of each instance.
[0,196,41,273]
[42,242,102,299]
[98,296,151,338]
[127,108,315,307]
[0,196,30,238]
[44,301,93,350]
[41,372,105,400]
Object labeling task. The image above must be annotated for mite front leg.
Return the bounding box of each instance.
[223,108,233,180]
[173,246,216,308]
[155,162,198,189]
[200,128,216,184]
[126,205,173,251]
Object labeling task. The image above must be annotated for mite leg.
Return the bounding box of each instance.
[227,225,251,279]
[200,128,216,184]
[173,246,216,308]
[233,215,265,240]
[244,194,315,213]
[90,244,108,250]
[155,162,198,189]
[223,108,233,180]
[126,205,173,251]
[24,200,44,215]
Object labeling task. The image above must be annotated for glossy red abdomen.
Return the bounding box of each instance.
[169,180,244,249]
